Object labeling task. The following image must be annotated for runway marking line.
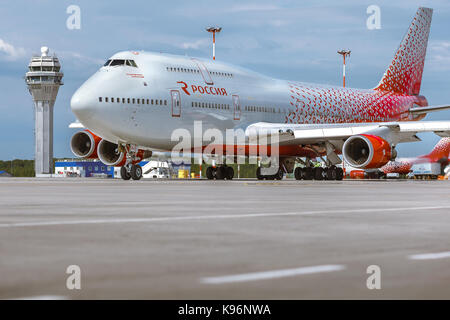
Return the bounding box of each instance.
[0,205,449,228]
[201,264,346,284]
[408,251,450,260]
[9,295,68,300]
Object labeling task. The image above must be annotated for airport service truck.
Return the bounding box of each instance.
[411,162,441,180]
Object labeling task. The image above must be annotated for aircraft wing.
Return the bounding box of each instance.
[409,105,450,115]
[245,121,450,145]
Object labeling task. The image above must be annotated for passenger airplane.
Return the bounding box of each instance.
[70,7,450,180]
[381,138,450,175]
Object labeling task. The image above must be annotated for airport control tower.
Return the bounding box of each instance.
[25,47,63,177]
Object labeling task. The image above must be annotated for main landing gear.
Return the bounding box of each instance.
[206,165,234,180]
[256,166,284,180]
[294,165,343,181]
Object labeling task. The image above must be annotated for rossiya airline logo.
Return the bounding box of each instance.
[177,81,228,96]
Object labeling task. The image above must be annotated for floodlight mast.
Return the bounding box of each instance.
[337,49,351,87]
[206,27,222,60]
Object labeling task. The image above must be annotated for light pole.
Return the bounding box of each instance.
[206,27,222,60]
[337,49,351,87]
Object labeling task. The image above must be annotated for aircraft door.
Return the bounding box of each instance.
[191,58,213,85]
[171,90,181,117]
[232,95,241,120]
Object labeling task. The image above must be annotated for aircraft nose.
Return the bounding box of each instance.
[70,87,95,120]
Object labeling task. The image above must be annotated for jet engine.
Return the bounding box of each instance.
[70,130,102,159]
[343,134,392,169]
[97,139,152,167]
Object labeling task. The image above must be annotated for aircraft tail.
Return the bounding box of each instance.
[375,7,433,95]
[420,138,450,162]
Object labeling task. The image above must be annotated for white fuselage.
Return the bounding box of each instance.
[71,51,421,153]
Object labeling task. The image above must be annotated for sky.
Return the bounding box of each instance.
[0,0,449,160]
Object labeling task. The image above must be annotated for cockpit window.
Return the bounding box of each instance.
[128,60,138,67]
[109,59,126,66]
[104,59,138,68]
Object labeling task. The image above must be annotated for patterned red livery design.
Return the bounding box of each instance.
[381,138,450,174]
[375,7,433,95]
[286,8,432,125]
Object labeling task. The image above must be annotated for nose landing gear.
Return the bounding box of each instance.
[119,144,144,181]
[121,164,143,180]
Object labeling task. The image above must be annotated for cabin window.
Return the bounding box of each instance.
[132,98,135,104]
[105,97,109,102]
[99,97,102,102]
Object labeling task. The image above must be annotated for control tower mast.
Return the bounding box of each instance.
[25,47,64,177]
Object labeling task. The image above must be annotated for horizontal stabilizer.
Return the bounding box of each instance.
[409,105,450,115]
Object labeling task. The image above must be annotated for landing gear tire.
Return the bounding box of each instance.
[313,167,324,180]
[206,166,214,180]
[120,166,131,180]
[326,166,337,181]
[256,167,263,180]
[336,168,344,181]
[275,168,284,180]
[294,167,303,180]
[225,166,234,180]
[215,166,226,180]
[303,167,314,180]
[130,164,143,180]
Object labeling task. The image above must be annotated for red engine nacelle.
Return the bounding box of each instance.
[70,130,102,159]
[97,139,152,167]
[343,134,392,169]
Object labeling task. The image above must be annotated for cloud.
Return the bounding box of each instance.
[228,4,280,12]
[58,51,105,66]
[0,38,26,60]
[180,38,209,50]
[428,40,450,71]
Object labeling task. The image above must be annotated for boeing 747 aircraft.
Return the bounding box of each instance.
[70,7,450,180]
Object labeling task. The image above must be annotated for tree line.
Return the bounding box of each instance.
[0,160,35,177]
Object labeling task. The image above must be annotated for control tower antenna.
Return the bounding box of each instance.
[25,46,64,177]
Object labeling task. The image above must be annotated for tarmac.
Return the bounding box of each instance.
[0,177,449,299]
